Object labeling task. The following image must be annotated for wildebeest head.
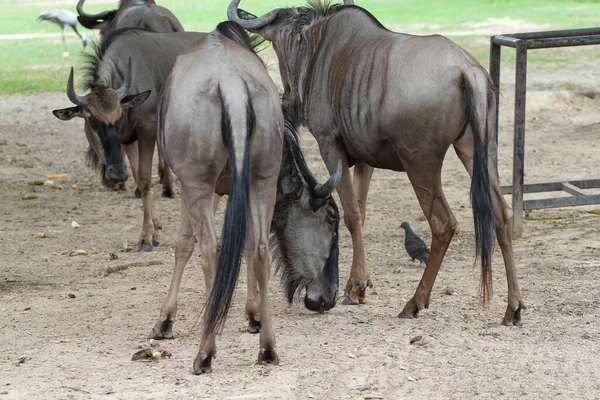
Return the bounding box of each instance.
[52,58,150,185]
[227,0,354,127]
[271,124,342,312]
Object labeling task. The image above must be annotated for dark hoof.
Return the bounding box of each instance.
[247,314,261,334]
[257,346,279,365]
[152,239,160,247]
[342,296,359,306]
[137,242,153,252]
[134,188,141,198]
[398,311,415,319]
[149,315,174,339]
[191,352,213,375]
[162,188,174,199]
[502,301,526,326]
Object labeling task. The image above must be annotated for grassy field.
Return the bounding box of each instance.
[0,0,599,94]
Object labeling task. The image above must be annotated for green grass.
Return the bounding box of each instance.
[1,0,599,94]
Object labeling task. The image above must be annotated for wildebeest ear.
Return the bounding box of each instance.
[52,106,83,121]
[120,90,151,109]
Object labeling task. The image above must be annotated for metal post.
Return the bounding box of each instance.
[512,40,528,238]
[489,40,501,144]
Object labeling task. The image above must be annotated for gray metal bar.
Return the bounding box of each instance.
[492,35,521,48]
[489,39,501,144]
[512,40,528,238]
[501,178,600,194]
[526,35,600,49]
[561,182,592,196]
[508,27,600,40]
[524,194,600,210]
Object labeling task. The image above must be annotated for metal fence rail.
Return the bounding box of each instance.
[489,28,600,238]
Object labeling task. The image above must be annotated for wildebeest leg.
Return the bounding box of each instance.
[245,238,260,334]
[353,162,374,226]
[123,143,141,198]
[399,164,457,318]
[150,200,194,339]
[158,150,174,199]
[453,136,525,325]
[319,149,371,304]
[247,179,278,364]
[188,182,220,373]
[136,136,161,251]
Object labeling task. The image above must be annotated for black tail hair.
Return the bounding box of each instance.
[215,21,266,65]
[203,85,254,337]
[464,76,496,305]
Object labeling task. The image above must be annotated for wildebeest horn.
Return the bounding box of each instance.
[76,0,113,20]
[314,160,342,198]
[66,67,87,107]
[227,0,280,30]
[115,57,132,100]
[344,0,355,4]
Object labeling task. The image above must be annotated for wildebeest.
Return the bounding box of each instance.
[52,29,205,251]
[76,0,184,198]
[37,9,88,55]
[228,0,525,325]
[76,0,183,35]
[154,21,341,373]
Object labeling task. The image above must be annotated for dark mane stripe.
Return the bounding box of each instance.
[82,27,156,90]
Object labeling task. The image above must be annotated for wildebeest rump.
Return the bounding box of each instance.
[155,21,341,373]
[77,0,184,197]
[52,29,205,251]
[228,0,525,325]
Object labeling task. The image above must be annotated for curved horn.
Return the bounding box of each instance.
[66,67,87,107]
[115,57,132,100]
[343,0,355,4]
[314,160,342,198]
[76,0,114,20]
[227,0,280,30]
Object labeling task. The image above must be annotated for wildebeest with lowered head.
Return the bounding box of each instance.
[229,0,525,325]
[77,0,184,197]
[155,21,341,373]
[52,29,206,251]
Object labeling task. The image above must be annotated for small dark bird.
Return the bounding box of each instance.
[400,221,430,267]
[37,9,88,56]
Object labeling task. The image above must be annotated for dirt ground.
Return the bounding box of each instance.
[1,51,600,399]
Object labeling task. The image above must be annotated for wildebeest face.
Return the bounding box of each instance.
[271,131,342,313]
[52,64,150,184]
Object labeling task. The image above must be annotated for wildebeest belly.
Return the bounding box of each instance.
[341,132,405,171]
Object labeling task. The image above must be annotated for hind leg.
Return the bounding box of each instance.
[158,150,174,199]
[399,163,457,318]
[150,199,194,339]
[454,136,525,325]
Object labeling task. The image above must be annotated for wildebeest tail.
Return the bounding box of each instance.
[203,83,254,338]
[463,73,496,305]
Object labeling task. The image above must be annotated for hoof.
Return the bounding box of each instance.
[149,315,174,339]
[502,300,526,326]
[137,242,153,252]
[162,188,174,199]
[134,188,141,198]
[397,311,415,319]
[247,314,261,334]
[342,296,359,306]
[191,352,213,375]
[152,239,160,247]
[257,346,279,366]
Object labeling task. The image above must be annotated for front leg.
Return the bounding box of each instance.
[136,136,161,252]
[353,162,374,226]
[123,143,141,198]
[319,149,371,304]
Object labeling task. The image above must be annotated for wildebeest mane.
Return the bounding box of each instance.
[215,21,266,66]
[81,27,155,90]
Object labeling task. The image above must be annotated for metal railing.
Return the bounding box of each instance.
[489,28,600,238]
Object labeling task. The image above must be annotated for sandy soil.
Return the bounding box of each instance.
[1,57,600,399]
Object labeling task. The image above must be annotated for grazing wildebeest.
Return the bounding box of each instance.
[37,9,88,55]
[155,21,341,373]
[77,0,184,198]
[52,29,205,251]
[228,0,525,325]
